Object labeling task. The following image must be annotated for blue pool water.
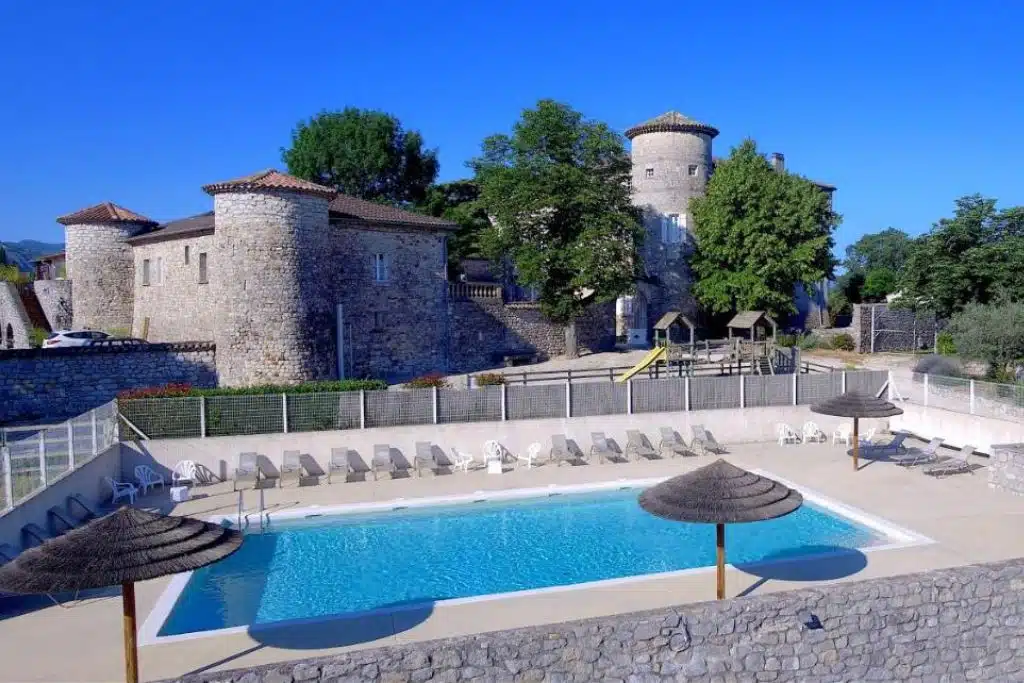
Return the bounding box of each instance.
[158,489,886,636]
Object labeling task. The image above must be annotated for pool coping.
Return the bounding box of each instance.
[138,472,935,647]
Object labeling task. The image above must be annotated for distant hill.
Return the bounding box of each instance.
[0,240,64,272]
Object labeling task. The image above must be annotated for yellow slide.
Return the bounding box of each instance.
[616,347,666,382]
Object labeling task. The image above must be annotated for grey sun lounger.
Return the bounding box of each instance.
[327,447,350,483]
[924,444,976,478]
[551,434,578,466]
[658,427,691,457]
[234,452,260,490]
[415,442,436,476]
[590,432,616,463]
[372,444,395,480]
[692,425,725,456]
[281,450,304,487]
[626,430,658,460]
[891,437,944,467]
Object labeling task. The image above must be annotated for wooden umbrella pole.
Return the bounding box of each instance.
[716,523,726,600]
[852,417,860,471]
[122,581,139,683]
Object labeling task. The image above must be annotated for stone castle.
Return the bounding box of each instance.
[2,111,834,386]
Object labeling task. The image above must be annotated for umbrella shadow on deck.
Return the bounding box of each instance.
[734,545,868,597]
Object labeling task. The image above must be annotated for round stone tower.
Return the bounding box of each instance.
[623,111,719,341]
[58,202,157,333]
[202,170,337,387]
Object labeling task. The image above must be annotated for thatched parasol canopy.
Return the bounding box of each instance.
[811,391,904,470]
[0,507,242,683]
[639,459,803,599]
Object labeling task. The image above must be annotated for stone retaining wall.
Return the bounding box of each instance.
[165,557,1024,683]
[0,342,216,424]
[989,443,1024,496]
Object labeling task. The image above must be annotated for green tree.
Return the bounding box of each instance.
[861,267,898,302]
[898,195,1023,318]
[471,99,643,357]
[947,302,1024,379]
[689,139,839,320]
[0,245,6,265]
[417,180,491,279]
[282,107,439,205]
[843,228,913,274]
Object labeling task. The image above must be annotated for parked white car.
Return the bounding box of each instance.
[43,330,109,348]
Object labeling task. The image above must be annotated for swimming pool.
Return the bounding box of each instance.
[150,476,921,639]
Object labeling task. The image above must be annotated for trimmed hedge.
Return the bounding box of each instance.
[118,379,386,400]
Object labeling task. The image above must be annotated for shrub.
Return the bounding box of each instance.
[405,373,449,389]
[117,379,386,400]
[797,334,820,350]
[776,334,797,348]
[912,354,962,378]
[936,331,956,356]
[474,372,506,386]
[27,327,48,349]
[947,302,1024,377]
[831,333,855,352]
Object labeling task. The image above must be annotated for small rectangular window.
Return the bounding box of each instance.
[142,259,151,286]
[154,257,163,285]
[688,165,699,176]
[184,245,190,265]
[373,253,388,282]
[644,167,654,179]
[198,252,208,284]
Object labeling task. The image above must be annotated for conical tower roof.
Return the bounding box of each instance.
[625,111,719,140]
[56,202,157,226]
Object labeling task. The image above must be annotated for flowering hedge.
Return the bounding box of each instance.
[117,379,387,400]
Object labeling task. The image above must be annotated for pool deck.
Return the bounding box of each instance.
[3,439,1023,682]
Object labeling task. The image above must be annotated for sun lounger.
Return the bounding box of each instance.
[692,425,725,456]
[626,430,658,460]
[281,450,303,487]
[924,444,976,478]
[590,432,616,463]
[658,427,690,457]
[858,428,877,449]
[550,434,577,466]
[234,452,260,491]
[372,444,395,480]
[891,437,944,467]
[327,448,349,483]
[869,432,909,455]
[415,442,437,476]
[433,447,470,473]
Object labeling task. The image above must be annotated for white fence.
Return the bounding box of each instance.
[1,401,119,513]
[119,371,890,440]
[893,373,1024,422]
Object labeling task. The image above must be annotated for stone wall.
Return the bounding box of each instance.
[0,342,216,424]
[851,303,938,353]
[989,443,1024,495]
[212,191,335,387]
[66,221,149,332]
[330,220,449,383]
[166,557,1024,683]
[32,279,73,331]
[448,297,616,372]
[0,282,31,349]
[131,234,216,342]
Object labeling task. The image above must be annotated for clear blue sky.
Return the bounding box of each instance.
[2,0,1022,258]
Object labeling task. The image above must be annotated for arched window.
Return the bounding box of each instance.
[5,324,13,349]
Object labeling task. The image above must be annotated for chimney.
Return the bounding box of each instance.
[770,153,785,172]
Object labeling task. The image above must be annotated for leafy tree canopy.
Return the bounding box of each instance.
[897,195,1024,318]
[843,228,913,274]
[416,179,491,278]
[861,267,899,302]
[689,139,839,320]
[470,99,643,355]
[282,107,439,205]
[947,301,1024,377]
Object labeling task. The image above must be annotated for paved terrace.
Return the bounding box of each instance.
[1,439,1022,682]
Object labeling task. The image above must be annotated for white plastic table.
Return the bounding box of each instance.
[170,486,191,503]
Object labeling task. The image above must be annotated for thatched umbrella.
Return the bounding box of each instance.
[0,507,241,683]
[811,391,904,470]
[639,459,802,599]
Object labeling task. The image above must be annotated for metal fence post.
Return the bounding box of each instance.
[199,396,207,438]
[969,380,975,415]
[91,410,98,456]
[841,371,847,394]
[282,394,289,434]
[870,305,876,353]
[2,446,12,511]
[923,374,929,407]
[739,374,745,409]
[565,380,572,419]
[38,430,47,487]
[500,382,507,421]
[432,386,439,424]
[626,379,633,415]
[792,372,798,406]
[685,376,691,411]
[67,419,75,471]
[887,370,894,401]
[359,390,366,429]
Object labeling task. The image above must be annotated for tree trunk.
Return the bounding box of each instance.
[564,320,579,359]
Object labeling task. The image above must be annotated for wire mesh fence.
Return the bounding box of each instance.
[206,395,284,436]
[439,387,502,423]
[120,397,203,439]
[897,372,1024,422]
[845,370,889,396]
[1,401,119,513]
[507,385,566,420]
[632,378,687,414]
[365,389,433,428]
[797,373,843,405]
[571,383,628,417]
[974,380,1024,421]
[744,375,793,408]
[690,376,741,410]
[287,392,362,432]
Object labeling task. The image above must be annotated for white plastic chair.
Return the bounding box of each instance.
[515,443,543,469]
[107,477,138,505]
[802,422,826,444]
[483,440,505,465]
[832,423,852,445]
[171,460,198,486]
[134,465,165,495]
[858,428,877,449]
[448,447,474,473]
[777,423,800,445]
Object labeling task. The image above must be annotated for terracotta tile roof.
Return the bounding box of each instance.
[126,212,215,245]
[56,202,157,226]
[329,195,458,231]
[201,169,336,200]
[625,111,719,140]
